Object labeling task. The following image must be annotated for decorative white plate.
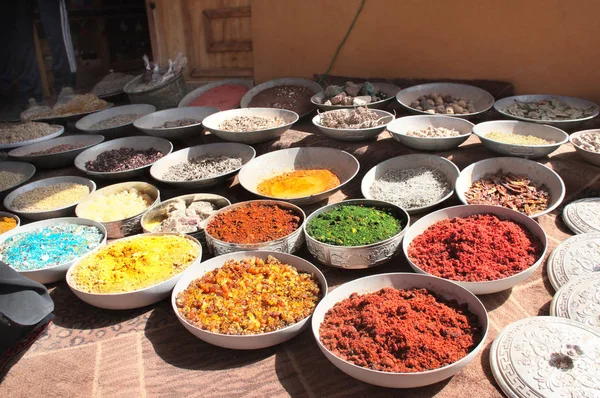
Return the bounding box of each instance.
[550,273,600,329]
[547,232,600,291]
[562,198,600,234]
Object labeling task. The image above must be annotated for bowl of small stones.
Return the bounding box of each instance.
[0,161,36,195]
[74,136,173,180]
[202,108,299,145]
[150,142,256,189]
[312,107,394,141]
[396,83,495,119]
[133,107,219,139]
[310,81,401,110]
[387,115,474,151]
[76,104,156,137]
[240,78,322,118]
[569,129,600,166]
[361,154,460,214]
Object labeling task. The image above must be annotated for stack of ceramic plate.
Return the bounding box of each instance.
[546,232,600,291]
[562,198,600,234]
[550,273,600,328]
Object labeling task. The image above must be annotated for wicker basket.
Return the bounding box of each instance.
[123,72,187,110]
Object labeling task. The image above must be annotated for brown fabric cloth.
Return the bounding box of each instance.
[1,111,600,397]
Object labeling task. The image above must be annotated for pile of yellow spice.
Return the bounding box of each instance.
[78,188,153,222]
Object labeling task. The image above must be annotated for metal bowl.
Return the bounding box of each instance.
[310,82,401,111]
[178,78,254,108]
[133,107,219,139]
[238,147,359,205]
[493,95,600,129]
[0,217,107,284]
[31,103,114,124]
[75,181,160,239]
[150,142,255,189]
[396,83,495,119]
[240,78,322,118]
[8,134,105,169]
[172,250,327,350]
[74,136,173,180]
[4,176,96,221]
[202,108,299,144]
[67,232,201,310]
[473,120,568,159]
[569,129,600,166]
[387,115,474,151]
[204,200,305,256]
[0,124,64,149]
[0,211,20,234]
[312,109,394,141]
[304,199,410,269]
[311,272,488,388]
[75,104,156,137]
[455,157,565,219]
[402,204,547,295]
[361,154,460,214]
[0,161,36,195]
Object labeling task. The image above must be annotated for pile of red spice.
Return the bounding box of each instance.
[408,214,543,282]
[205,203,301,244]
[319,287,481,373]
[189,84,249,110]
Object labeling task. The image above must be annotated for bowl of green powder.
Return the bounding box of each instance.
[304,199,409,269]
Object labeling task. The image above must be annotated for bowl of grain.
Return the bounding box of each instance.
[455,157,565,219]
[202,108,299,144]
[150,142,256,189]
[75,104,156,137]
[8,134,105,169]
[238,147,359,206]
[0,122,64,149]
[133,107,219,139]
[387,115,474,151]
[4,176,96,221]
[311,82,401,111]
[569,129,600,166]
[75,181,160,239]
[240,78,322,118]
[361,154,460,214]
[172,251,327,349]
[473,120,568,159]
[312,108,394,141]
[74,136,173,180]
[0,161,36,195]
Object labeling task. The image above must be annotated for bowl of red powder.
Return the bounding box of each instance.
[403,204,547,295]
[178,79,253,110]
[312,272,488,388]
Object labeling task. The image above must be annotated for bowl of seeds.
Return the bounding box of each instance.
[4,176,96,221]
[473,120,568,159]
[0,122,64,149]
[8,134,105,169]
[202,108,299,144]
[0,161,36,195]
[150,142,256,189]
[241,78,322,118]
[312,107,394,141]
[569,129,600,166]
[361,154,459,214]
[455,157,565,219]
[74,136,172,180]
[387,115,474,151]
[133,107,219,139]
[75,104,156,137]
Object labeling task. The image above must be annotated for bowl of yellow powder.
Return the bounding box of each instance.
[67,233,202,310]
[0,212,20,234]
[75,181,160,239]
[473,120,568,159]
[4,176,96,221]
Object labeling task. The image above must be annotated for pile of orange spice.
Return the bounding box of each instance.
[257,169,340,199]
[0,216,18,234]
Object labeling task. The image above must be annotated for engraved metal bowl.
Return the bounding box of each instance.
[304,199,410,269]
[0,161,36,195]
[310,82,401,111]
[387,115,474,151]
[240,78,322,118]
[203,200,306,256]
[133,107,219,139]
[569,129,600,167]
[178,78,254,108]
[75,104,156,137]
[75,181,160,239]
[312,109,394,141]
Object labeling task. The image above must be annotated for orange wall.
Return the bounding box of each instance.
[251,0,600,103]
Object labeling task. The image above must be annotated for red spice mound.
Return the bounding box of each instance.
[189,84,248,110]
[408,214,543,282]
[319,287,481,373]
[205,203,301,244]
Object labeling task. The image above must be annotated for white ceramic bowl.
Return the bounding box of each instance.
[455,157,565,219]
[387,115,474,151]
[0,217,107,284]
[8,134,105,169]
[473,120,568,159]
[0,124,64,149]
[150,142,256,189]
[396,83,495,119]
[4,176,96,221]
[569,129,600,166]
[238,147,359,205]
[202,108,299,144]
[402,204,547,295]
[0,161,36,194]
[178,78,254,108]
[133,107,219,139]
[74,136,173,180]
[75,104,156,137]
[67,233,202,310]
[312,109,394,141]
[310,82,401,110]
[361,154,459,214]
[172,250,327,349]
[311,272,489,388]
